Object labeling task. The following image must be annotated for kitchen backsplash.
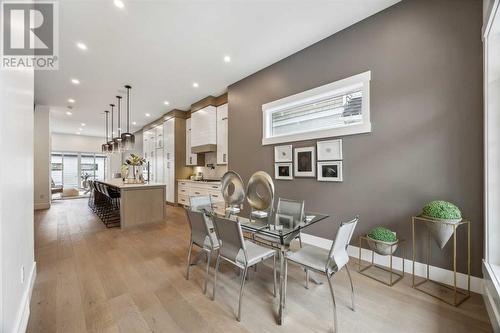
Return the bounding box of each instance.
[193,152,227,180]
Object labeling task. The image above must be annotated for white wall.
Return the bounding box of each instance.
[0,68,36,332]
[34,106,51,210]
[51,133,103,153]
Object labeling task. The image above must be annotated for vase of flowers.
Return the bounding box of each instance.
[125,153,146,183]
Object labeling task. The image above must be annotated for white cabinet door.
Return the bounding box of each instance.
[191,106,217,148]
[163,118,175,203]
[185,118,197,165]
[155,125,163,148]
[216,103,228,164]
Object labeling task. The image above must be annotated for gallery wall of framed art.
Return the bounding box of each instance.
[273,139,343,182]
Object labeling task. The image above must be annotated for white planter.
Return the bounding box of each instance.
[366,235,398,256]
[422,215,462,249]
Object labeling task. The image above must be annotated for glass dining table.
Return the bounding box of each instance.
[216,210,330,325]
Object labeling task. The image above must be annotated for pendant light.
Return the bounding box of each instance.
[101,110,112,154]
[121,85,135,150]
[108,103,115,153]
[113,95,123,152]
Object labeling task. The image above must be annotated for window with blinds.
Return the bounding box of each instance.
[262,71,371,145]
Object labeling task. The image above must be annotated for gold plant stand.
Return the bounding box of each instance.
[411,216,471,306]
[358,236,406,286]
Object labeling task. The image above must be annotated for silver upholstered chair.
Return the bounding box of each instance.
[212,215,277,321]
[285,216,359,333]
[185,208,220,294]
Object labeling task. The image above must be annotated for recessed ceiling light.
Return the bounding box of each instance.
[76,132,81,135]
[78,128,83,131]
[224,55,231,63]
[145,113,151,117]
[132,121,137,125]
[66,111,72,115]
[192,82,199,88]
[76,42,87,50]
[164,101,170,106]
[81,123,86,126]
[71,78,80,85]
[67,98,75,103]
[114,0,125,9]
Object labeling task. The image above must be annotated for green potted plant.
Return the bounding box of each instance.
[421,200,462,249]
[366,226,398,255]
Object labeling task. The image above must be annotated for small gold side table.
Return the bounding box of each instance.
[411,216,471,306]
[358,236,406,286]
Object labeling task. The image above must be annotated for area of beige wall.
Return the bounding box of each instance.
[34,106,51,210]
[51,133,103,153]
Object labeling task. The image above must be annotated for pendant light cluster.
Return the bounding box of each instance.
[102,85,136,154]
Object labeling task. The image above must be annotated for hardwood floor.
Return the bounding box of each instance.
[28,198,492,333]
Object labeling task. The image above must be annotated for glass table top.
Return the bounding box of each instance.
[214,210,330,244]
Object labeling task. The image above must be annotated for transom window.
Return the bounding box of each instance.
[262,71,371,145]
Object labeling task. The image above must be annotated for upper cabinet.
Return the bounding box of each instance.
[191,105,217,153]
[155,125,163,149]
[185,118,197,166]
[216,103,228,165]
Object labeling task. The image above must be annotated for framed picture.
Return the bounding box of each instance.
[294,147,315,177]
[317,139,342,161]
[275,163,293,180]
[274,145,293,162]
[317,161,343,182]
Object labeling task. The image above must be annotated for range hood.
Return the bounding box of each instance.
[191,144,217,154]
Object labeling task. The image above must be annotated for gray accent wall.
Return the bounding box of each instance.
[228,0,483,276]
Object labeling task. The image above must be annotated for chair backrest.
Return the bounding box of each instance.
[275,198,305,228]
[212,215,246,264]
[190,195,213,213]
[326,216,358,272]
[185,209,212,247]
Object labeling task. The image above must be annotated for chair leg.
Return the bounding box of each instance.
[186,241,193,280]
[305,269,309,289]
[326,275,338,333]
[204,251,212,295]
[298,233,303,248]
[237,267,248,322]
[345,265,355,311]
[212,255,221,301]
[283,259,288,309]
[273,254,277,297]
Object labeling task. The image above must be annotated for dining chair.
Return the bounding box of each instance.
[254,198,305,247]
[211,215,277,321]
[285,216,359,333]
[190,195,214,213]
[185,208,220,294]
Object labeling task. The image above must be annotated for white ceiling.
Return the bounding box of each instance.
[36,0,400,138]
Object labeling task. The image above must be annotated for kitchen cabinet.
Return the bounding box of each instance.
[155,125,163,148]
[190,105,217,152]
[185,118,198,165]
[163,118,175,203]
[177,180,225,215]
[216,103,228,164]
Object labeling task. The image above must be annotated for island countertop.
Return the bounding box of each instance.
[98,179,166,190]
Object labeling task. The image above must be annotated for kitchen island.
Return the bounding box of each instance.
[95,179,166,229]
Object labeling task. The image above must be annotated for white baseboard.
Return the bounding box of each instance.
[301,233,483,294]
[14,262,36,333]
[34,202,50,210]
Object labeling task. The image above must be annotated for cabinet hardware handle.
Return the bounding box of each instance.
[222,117,228,120]
[223,153,226,162]
[195,192,200,195]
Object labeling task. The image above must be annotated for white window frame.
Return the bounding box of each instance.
[262,71,371,145]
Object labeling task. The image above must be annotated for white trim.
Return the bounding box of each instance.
[262,71,371,145]
[34,202,50,210]
[301,233,483,294]
[13,262,36,333]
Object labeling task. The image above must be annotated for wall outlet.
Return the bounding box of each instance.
[21,265,24,284]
